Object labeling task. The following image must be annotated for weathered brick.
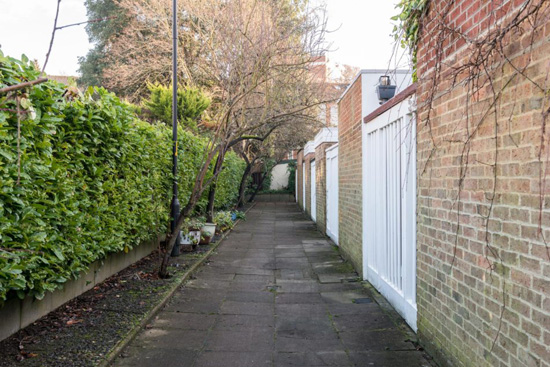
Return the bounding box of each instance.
[337,76,363,274]
[416,1,550,366]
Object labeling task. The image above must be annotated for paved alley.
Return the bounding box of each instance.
[114,202,433,367]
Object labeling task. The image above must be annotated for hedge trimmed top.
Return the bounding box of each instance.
[0,52,244,303]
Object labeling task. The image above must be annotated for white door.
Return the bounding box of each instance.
[302,162,306,209]
[363,108,417,331]
[295,163,298,202]
[310,160,316,222]
[326,145,339,244]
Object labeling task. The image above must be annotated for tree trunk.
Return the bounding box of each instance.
[158,201,194,278]
[237,161,253,208]
[248,170,268,203]
[206,151,225,223]
[158,144,221,278]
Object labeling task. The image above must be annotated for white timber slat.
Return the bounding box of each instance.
[362,96,417,331]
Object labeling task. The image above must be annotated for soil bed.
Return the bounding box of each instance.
[0,244,216,367]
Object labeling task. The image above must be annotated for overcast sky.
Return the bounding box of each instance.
[0,0,408,76]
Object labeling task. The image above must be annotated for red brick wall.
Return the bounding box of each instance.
[338,76,363,275]
[416,1,550,366]
[315,142,336,235]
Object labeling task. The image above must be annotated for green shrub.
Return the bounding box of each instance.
[213,211,234,232]
[143,83,211,132]
[286,160,296,194]
[214,151,246,210]
[0,52,244,303]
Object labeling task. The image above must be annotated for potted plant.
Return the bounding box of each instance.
[198,216,216,245]
[180,218,202,250]
[214,211,234,234]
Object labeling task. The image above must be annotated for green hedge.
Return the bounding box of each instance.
[214,152,247,210]
[0,52,244,302]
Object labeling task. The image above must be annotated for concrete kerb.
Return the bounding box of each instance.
[98,202,257,367]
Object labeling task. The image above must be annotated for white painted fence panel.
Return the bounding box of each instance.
[310,160,316,222]
[326,145,339,245]
[363,99,417,331]
[302,162,306,209]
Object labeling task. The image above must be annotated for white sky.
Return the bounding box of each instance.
[0,0,408,76]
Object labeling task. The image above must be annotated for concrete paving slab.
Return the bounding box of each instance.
[318,273,359,284]
[220,301,274,316]
[115,346,197,367]
[332,313,397,332]
[133,328,207,350]
[275,336,344,353]
[195,351,272,367]
[225,290,275,303]
[275,244,303,249]
[231,281,274,292]
[276,279,320,293]
[276,269,307,280]
[318,282,363,292]
[274,351,352,366]
[320,291,372,304]
[339,330,416,351]
[233,274,274,283]
[149,312,217,330]
[348,351,433,367]
[194,271,236,281]
[275,317,338,339]
[275,292,325,304]
[214,314,276,331]
[164,300,221,314]
[275,303,328,318]
[186,279,233,290]
[205,329,274,351]
[112,202,432,367]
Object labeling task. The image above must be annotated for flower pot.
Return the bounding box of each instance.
[180,230,201,250]
[200,223,216,245]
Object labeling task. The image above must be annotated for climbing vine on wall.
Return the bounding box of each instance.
[391,0,429,81]
[394,0,550,355]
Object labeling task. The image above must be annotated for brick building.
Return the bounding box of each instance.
[337,70,413,275]
[414,1,550,366]
[293,3,550,366]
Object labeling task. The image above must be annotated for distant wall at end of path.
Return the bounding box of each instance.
[269,163,290,190]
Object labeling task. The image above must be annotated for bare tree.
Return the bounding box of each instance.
[148,0,330,277]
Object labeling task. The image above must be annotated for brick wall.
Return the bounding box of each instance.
[338,76,363,275]
[297,150,304,210]
[315,142,336,235]
[416,1,550,366]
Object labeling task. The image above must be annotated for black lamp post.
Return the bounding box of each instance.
[170,0,181,256]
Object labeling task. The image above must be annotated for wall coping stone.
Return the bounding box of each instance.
[304,140,315,156]
[314,127,338,148]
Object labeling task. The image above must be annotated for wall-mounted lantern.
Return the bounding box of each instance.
[376,75,396,104]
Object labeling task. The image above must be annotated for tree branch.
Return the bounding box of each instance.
[0,78,48,94]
